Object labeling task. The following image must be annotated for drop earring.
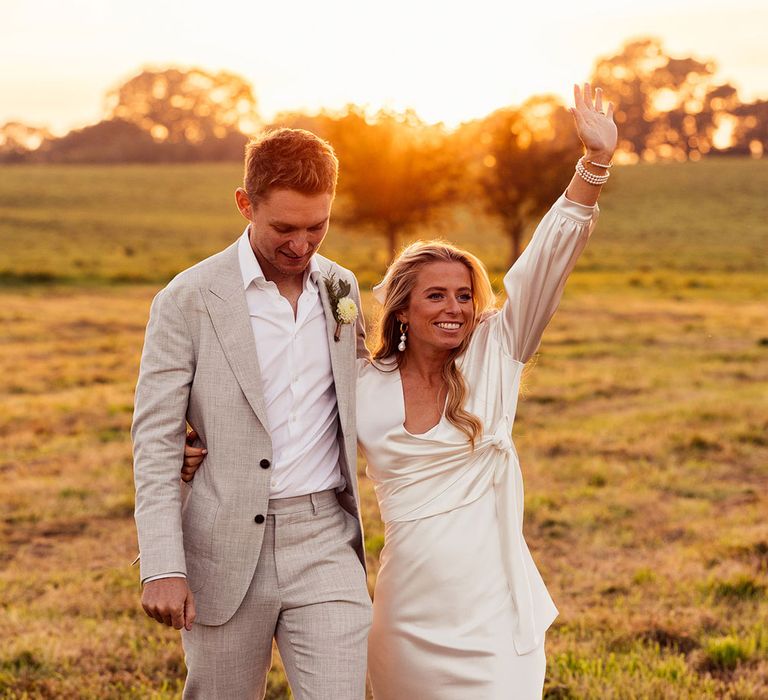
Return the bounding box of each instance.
[398,322,408,352]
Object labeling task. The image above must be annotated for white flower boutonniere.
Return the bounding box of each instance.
[324,274,358,342]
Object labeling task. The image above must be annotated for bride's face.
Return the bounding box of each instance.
[399,261,475,355]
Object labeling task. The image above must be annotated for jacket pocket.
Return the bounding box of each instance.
[181,493,219,593]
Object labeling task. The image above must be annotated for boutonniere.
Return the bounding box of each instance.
[323,274,358,342]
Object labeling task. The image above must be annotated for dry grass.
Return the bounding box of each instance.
[1,158,767,698]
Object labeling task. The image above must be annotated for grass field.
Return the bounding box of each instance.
[1,159,767,698]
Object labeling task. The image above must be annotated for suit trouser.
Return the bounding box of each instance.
[182,489,372,700]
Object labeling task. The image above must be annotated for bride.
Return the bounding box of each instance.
[183,83,616,698]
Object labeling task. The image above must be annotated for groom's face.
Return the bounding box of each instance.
[236,187,333,281]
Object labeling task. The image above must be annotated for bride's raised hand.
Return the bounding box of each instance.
[570,83,618,161]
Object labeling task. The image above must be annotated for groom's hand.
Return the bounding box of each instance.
[142,577,197,631]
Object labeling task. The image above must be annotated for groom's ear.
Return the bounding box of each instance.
[235,188,254,220]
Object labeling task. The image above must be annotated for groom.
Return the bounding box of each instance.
[131,128,371,699]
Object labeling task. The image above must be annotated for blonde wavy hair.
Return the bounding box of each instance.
[372,241,497,447]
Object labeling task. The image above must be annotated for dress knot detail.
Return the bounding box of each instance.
[489,416,513,452]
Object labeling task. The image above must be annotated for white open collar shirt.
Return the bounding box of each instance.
[237,228,344,499]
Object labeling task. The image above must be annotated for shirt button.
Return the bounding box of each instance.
[259,459,270,469]
[254,514,265,524]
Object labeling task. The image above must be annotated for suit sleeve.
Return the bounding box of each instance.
[131,287,195,581]
[500,193,599,363]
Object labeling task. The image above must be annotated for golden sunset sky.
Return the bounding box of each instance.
[3,0,766,134]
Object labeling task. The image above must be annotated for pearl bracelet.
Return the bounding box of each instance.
[575,157,610,186]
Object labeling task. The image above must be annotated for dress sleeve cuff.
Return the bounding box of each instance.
[555,191,599,223]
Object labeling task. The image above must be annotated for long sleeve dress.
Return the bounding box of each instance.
[357,193,599,699]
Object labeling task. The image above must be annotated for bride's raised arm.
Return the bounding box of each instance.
[500,83,618,363]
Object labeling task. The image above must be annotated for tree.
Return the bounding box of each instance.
[731,100,768,157]
[34,119,158,163]
[104,67,260,149]
[8,67,260,164]
[590,38,741,161]
[0,122,52,162]
[462,96,581,264]
[275,106,463,256]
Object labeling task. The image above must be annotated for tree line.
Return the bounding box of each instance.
[2,38,765,262]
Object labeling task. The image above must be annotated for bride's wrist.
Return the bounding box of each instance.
[584,149,615,164]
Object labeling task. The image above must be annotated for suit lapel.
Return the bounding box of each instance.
[203,246,270,430]
[317,263,352,428]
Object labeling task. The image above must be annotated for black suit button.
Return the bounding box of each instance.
[259,459,270,469]
[254,514,265,524]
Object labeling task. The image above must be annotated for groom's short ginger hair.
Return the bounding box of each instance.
[243,128,339,203]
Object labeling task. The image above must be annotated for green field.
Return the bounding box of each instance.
[1,159,767,698]
[2,158,767,286]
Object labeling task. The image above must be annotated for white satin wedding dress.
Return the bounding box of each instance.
[357,193,599,699]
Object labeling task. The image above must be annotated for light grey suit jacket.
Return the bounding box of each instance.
[132,240,367,626]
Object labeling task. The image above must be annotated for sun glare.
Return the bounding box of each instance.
[183,1,579,128]
[712,114,738,150]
